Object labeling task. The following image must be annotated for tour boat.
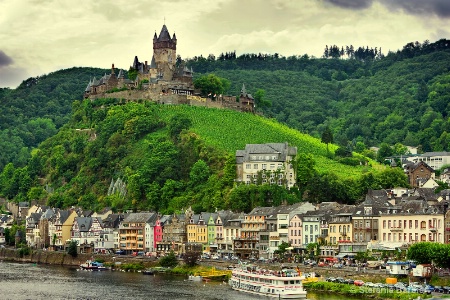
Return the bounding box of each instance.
[80,260,107,271]
[229,264,307,299]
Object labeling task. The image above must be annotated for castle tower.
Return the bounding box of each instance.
[153,24,177,81]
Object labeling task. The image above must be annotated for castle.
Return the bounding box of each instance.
[84,24,255,113]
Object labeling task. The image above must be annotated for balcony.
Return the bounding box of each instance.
[339,232,347,237]
[389,227,403,232]
[429,226,437,232]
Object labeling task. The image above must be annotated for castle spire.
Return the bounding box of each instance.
[241,83,247,96]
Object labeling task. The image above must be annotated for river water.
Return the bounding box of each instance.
[0,262,361,300]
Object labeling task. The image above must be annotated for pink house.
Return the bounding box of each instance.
[154,218,163,250]
[289,214,303,249]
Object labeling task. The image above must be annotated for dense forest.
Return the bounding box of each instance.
[0,100,408,213]
[0,39,449,212]
[186,39,450,151]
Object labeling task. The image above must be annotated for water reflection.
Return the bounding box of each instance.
[0,262,362,300]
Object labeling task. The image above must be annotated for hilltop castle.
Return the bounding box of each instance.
[84,24,255,113]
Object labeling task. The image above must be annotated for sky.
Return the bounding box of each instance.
[0,0,449,89]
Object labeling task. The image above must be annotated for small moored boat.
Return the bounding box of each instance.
[142,269,155,275]
[80,260,107,271]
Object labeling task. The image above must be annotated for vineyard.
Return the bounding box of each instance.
[155,105,381,179]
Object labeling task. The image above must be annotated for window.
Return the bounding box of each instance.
[272,155,277,160]
[253,164,258,169]
[262,164,267,169]
[305,225,308,231]
[277,163,283,169]
[354,221,358,228]
[383,220,386,229]
[251,155,256,160]
[246,174,251,179]
[246,164,251,169]
[270,164,275,169]
[409,220,412,229]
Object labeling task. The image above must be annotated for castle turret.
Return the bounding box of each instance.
[153,24,177,81]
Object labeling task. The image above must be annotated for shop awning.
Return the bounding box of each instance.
[336,253,349,258]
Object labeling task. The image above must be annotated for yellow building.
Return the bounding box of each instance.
[378,205,444,247]
[327,213,352,245]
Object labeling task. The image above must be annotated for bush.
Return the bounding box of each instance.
[159,251,178,268]
[67,240,78,257]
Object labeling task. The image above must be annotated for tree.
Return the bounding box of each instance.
[253,89,272,110]
[274,241,291,261]
[183,251,201,267]
[67,240,78,257]
[168,114,192,143]
[377,143,393,162]
[159,251,178,268]
[321,126,333,157]
[193,74,230,97]
[306,242,319,261]
[52,234,57,250]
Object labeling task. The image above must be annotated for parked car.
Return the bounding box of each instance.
[363,282,375,287]
[434,285,444,293]
[424,285,434,294]
[394,282,407,291]
[326,277,336,282]
[332,263,343,269]
[335,277,346,284]
[442,286,450,294]
[345,279,354,285]
[354,280,364,286]
[115,249,126,255]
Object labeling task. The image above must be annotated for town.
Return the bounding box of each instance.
[1,143,450,266]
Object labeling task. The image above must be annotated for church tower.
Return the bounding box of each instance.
[153,24,177,81]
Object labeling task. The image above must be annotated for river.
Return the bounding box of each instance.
[0,262,362,300]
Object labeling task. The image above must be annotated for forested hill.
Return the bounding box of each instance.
[1,39,449,171]
[0,67,108,169]
[0,100,407,214]
[186,39,450,152]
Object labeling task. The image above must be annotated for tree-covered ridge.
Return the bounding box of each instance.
[186,39,450,151]
[0,67,109,170]
[0,100,407,213]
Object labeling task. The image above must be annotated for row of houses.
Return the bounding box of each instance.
[2,187,450,259]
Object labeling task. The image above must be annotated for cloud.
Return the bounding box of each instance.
[323,0,450,18]
[0,65,28,88]
[322,0,374,10]
[0,50,13,67]
[380,0,450,18]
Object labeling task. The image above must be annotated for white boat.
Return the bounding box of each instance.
[188,275,203,282]
[80,260,107,271]
[229,264,307,299]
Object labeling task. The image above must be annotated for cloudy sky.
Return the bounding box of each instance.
[0,0,449,88]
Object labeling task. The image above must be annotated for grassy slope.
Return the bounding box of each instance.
[154,104,381,179]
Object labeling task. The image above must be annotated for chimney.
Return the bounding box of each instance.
[145,61,148,69]
[111,63,115,74]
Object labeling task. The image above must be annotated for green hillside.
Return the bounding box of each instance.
[0,100,407,213]
[187,39,450,150]
[155,105,365,178]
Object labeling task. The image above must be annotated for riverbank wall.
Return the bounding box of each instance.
[0,248,157,267]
